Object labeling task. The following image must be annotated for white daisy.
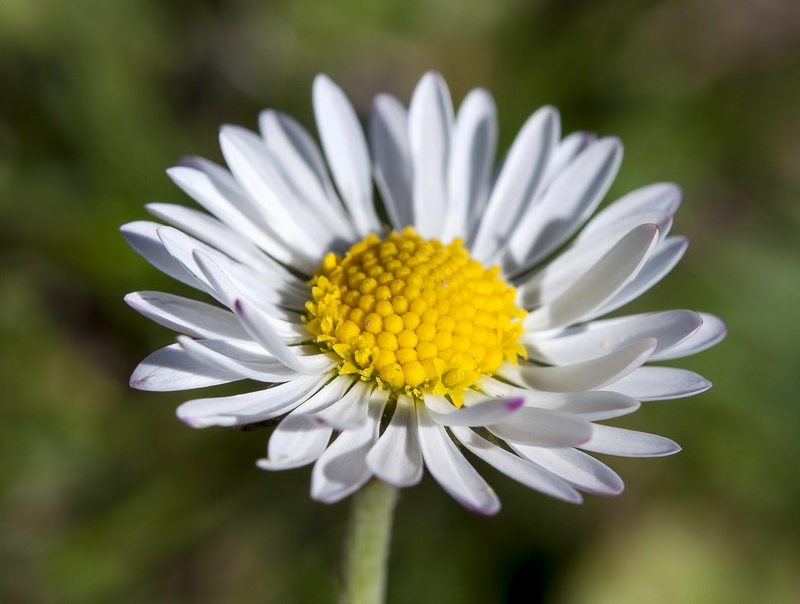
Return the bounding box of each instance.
[123,72,725,514]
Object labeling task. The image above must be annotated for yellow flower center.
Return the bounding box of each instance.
[304,227,526,406]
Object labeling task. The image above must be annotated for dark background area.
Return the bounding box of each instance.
[1,0,798,602]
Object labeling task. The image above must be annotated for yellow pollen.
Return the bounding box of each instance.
[304,227,527,406]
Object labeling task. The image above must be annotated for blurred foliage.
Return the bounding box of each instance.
[1,0,798,602]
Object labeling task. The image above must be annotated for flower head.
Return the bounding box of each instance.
[123,72,725,514]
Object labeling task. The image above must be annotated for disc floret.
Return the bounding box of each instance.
[304,227,526,406]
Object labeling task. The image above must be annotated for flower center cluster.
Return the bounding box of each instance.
[304,228,526,406]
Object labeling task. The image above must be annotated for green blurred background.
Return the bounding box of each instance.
[1,1,798,602]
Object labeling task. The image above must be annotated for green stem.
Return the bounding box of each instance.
[340,479,399,604]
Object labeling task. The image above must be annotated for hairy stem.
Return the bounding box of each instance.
[340,479,399,604]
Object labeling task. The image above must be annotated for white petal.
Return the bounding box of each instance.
[130,343,243,391]
[146,202,270,270]
[311,428,373,503]
[167,161,316,272]
[176,374,329,428]
[157,225,263,305]
[479,375,538,398]
[417,405,501,515]
[179,242,307,318]
[219,124,326,230]
[512,446,624,496]
[125,291,249,340]
[227,126,352,249]
[524,310,703,364]
[471,106,558,260]
[258,110,357,240]
[257,376,353,470]
[312,380,372,430]
[313,74,380,235]
[540,131,596,191]
[524,223,659,332]
[581,424,681,457]
[442,88,498,241]
[230,297,333,375]
[424,394,525,427]
[501,339,656,393]
[260,415,332,471]
[192,253,323,375]
[408,71,454,239]
[219,125,328,256]
[578,183,682,242]
[366,395,423,487]
[602,367,712,401]
[488,407,593,447]
[517,209,673,308]
[450,427,582,503]
[550,392,641,421]
[157,228,305,324]
[121,221,206,292]
[311,393,386,503]
[653,313,727,360]
[370,93,413,230]
[258,110,338,205]
[479,379,640,421]
[177,336,298,382]
[152,225,233,304]
[592,236,688,318]
[505,137,623,273]
[172,157,265,224]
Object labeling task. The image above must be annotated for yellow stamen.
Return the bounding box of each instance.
[304,227,527,405]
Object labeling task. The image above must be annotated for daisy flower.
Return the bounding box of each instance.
[122,72,725,514]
